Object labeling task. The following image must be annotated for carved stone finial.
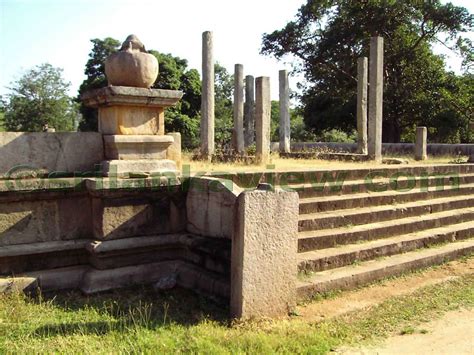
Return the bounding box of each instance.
[105,34,159,88]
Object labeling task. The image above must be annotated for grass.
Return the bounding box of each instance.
[0,112,5,132]
[181,152,462,175]
[1,274,473,353]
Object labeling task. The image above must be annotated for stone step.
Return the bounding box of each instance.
[298,221,474,273]
[297,238,474,300]
[292,173,474,199]
[298,207,474,252]
[299,183,474,214]
[299,194,474,231]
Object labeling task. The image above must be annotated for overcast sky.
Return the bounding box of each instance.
[0,0,472,101]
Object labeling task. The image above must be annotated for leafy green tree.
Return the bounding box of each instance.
[4,63,77,132]
[214,62,234,149]
[77,38,121,131]
[262,0,473,143]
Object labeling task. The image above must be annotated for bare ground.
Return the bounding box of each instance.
[296,257,474,322]
[295,257,474,354]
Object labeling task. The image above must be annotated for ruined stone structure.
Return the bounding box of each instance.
[1,33,473,322]
[81,35,182,177]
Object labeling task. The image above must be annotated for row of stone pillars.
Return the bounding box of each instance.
[356,36,384,162]
[200,31,291,162]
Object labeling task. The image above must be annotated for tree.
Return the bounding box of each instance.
[78,38,121,131]
[4,63,77,132]
[262,0,473,143]
[214,62,234,149]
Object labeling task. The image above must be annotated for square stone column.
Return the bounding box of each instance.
[244,75,255,147]
[233,64,245,154]
[357,57,368,155]
[231,188,298,319]
[368,37,384,162]
[415,126,427,161]
[279,70,291,153]
[255,77,271,163]
[81,86,183,176]
[201,31,215,160]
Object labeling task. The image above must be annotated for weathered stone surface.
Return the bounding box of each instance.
[368,37,384,162]
[279,70,291,153]
[101,159,177,177]
[201,31,215,159]
[231,189,299,319]
[104,135,173,160]
[81,261,178,294]
[166,132,182,171]
[415,126,428,161]
[0,132,103,176]
[244,75,255,147]
[0,277,38,294]
[0,197,92,246]
[81,86,183,108]
[255,77,271,163]
[233,64,245,154]
[357,57,368,155]
[98,105,164,135]
[105,35,158,88]
[91,194,185,240]
[186,177,243,239]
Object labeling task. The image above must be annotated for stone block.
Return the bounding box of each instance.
[103,135,173,160]
[101,159,177,177]
[166,132,182,171]
[98,105,165,135]
[0,197,92,246]
[0,132,103,177]
[92,195,185,240]
[231,189,299,319]
[186,177,243,239]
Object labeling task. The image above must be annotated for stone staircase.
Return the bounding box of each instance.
[291,165,474,300]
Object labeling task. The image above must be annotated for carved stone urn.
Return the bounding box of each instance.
[105,34,159,88]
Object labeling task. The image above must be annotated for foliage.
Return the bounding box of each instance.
[3,63,77,132]
[214,62,234,149]
[261,0,473,143]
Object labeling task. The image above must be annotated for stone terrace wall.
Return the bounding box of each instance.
[0,132,104,177]
[271,142,474,156]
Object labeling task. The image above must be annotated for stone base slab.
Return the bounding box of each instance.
[104,134,174,160]
[101,159,177,177]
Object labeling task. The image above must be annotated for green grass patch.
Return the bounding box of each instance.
[1,275,473,353]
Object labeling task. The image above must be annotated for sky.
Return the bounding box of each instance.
[0,0,473,101]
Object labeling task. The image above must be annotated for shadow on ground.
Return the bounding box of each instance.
[31,286,229,337]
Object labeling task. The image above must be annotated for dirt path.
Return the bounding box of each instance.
[296,258,474,322]
[339,308,474,355]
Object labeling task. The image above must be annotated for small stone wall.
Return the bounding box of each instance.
[0,132,104,177]
[270,142,474,156]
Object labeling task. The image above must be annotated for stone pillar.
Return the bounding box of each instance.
[368,36,384,162]
[415,126,428,161]
[469,122,474,163]
[244,75,255,147]
[255,77,271,163]
[357,57,368,155]
[233,64,245,154]
[231,189,298,319]
[201,31,215,160]
[279,70,291,153]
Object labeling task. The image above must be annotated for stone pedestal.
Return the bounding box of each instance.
[415,127,427,161]
[81,86,183,176]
